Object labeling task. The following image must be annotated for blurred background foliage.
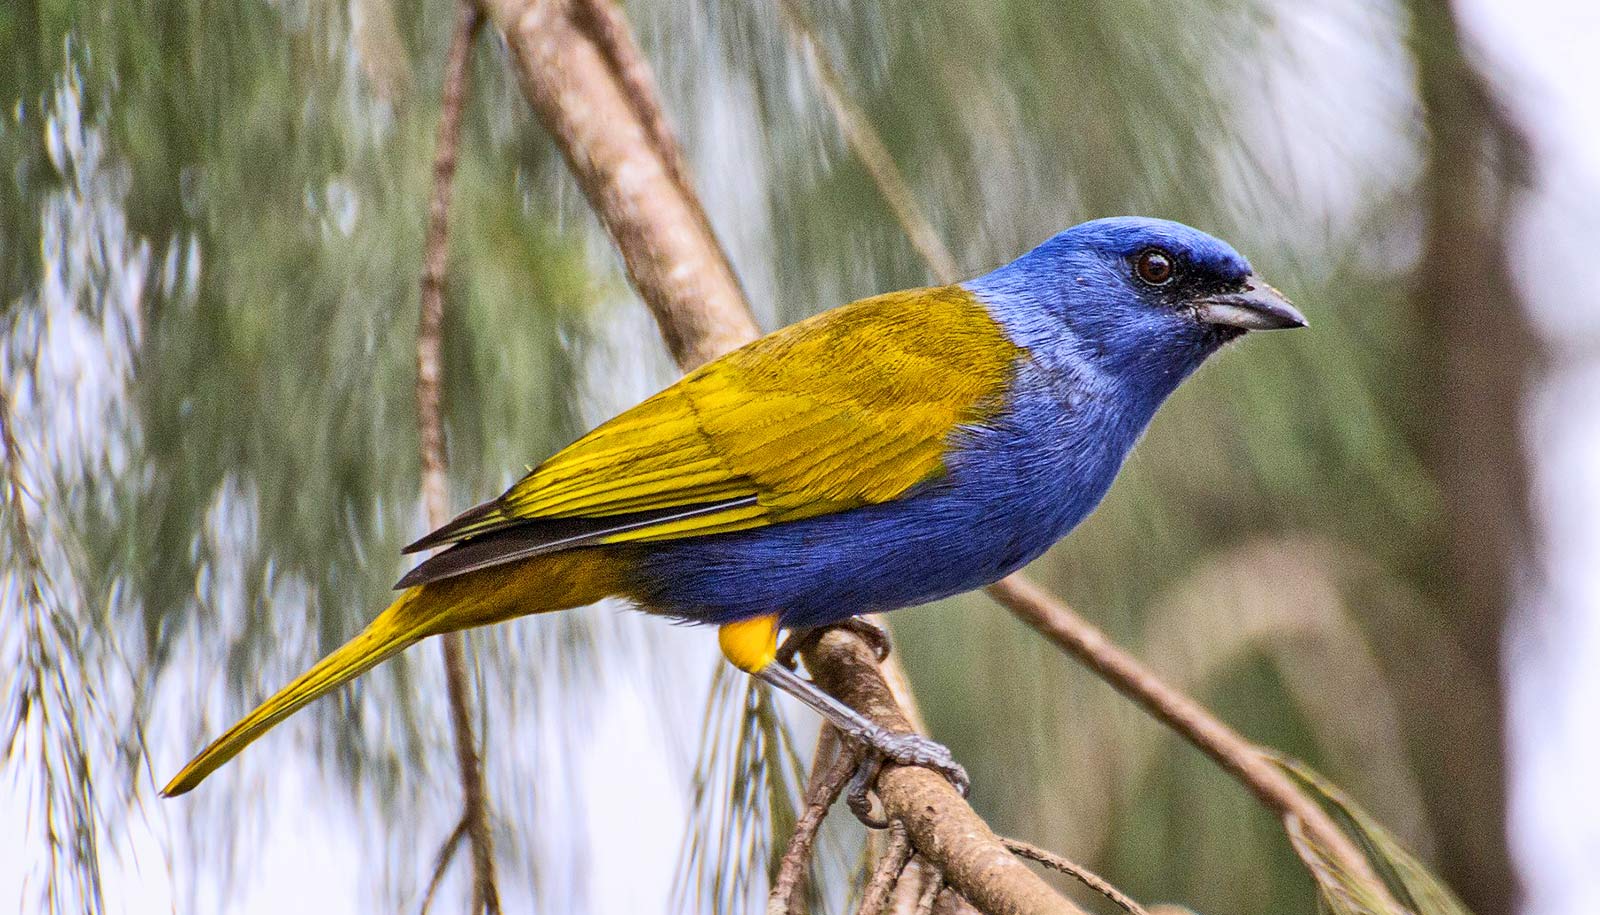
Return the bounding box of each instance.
[1,0,1542,912]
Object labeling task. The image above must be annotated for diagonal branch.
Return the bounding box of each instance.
[985,577,1379,889]
[415,3,501,912]
[999,837,1147,915]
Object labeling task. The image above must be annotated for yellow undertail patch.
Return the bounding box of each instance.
[718,614,780,673]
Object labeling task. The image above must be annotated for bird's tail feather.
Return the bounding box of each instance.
[161,549,624,797]
[162,587,437,797]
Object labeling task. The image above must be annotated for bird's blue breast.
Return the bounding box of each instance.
[631,337,1149,628]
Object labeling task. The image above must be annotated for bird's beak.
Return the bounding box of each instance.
[1193,276,1307,331]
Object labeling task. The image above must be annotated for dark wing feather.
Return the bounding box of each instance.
[403,499,511,554]
[395,496,758,588]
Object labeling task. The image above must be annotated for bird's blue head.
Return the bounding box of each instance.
[968,217,1305,401]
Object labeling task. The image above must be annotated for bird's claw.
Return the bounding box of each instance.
[833,617,892,662]
[774,629,811,669]
[775,618,893,669]
[843,732,970,828]
[846,752,889,828]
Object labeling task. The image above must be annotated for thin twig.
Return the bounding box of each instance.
[1001,837,1149,915]
[415,3,500,913]
[418,816,471,915]
[855,822,914,915]
[775,0,960,284]
[769,726,863,914]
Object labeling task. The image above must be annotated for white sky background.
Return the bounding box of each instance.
[2,0,1599,913]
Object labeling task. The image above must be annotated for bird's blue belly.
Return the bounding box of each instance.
[632,483,1054,628]
[632,373,1134,628]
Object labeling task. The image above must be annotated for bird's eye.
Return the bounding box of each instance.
[1135,249,1176,286]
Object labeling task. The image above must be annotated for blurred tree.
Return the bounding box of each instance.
[1399,0,1536,911]
[0,0,1550,911]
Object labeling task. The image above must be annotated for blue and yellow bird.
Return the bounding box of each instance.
[162,216,1305,797]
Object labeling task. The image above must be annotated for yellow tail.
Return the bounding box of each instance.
[162,588,434,796]
[162,549,624,797]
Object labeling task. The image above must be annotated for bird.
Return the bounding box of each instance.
[161,216,1305,799]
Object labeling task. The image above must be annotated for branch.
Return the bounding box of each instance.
[985,577,1380,889]
[856,822,915,915]
[999,838,1147,915]
[768,725,861,914]
[415,3,500,912]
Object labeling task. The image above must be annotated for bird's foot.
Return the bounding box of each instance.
[774,628,813,669]
[774,617,893,669]
[834,617,893,662]
[844,731,969,828]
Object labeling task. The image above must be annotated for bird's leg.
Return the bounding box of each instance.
[756,663,970,812]
[719,615,970,819]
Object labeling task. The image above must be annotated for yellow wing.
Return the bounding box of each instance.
[398,286,1021,586]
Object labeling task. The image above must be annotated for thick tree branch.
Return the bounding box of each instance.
[416,3,500,912]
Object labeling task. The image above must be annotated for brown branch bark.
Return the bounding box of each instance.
[416,3,500,913]
[482,2,1085,911]
[856,822,915,915]
[999,838,1147,915]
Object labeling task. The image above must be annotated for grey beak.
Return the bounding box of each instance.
[1194,275,1307,331]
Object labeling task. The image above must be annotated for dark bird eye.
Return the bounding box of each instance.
[1135,249,1175,286]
